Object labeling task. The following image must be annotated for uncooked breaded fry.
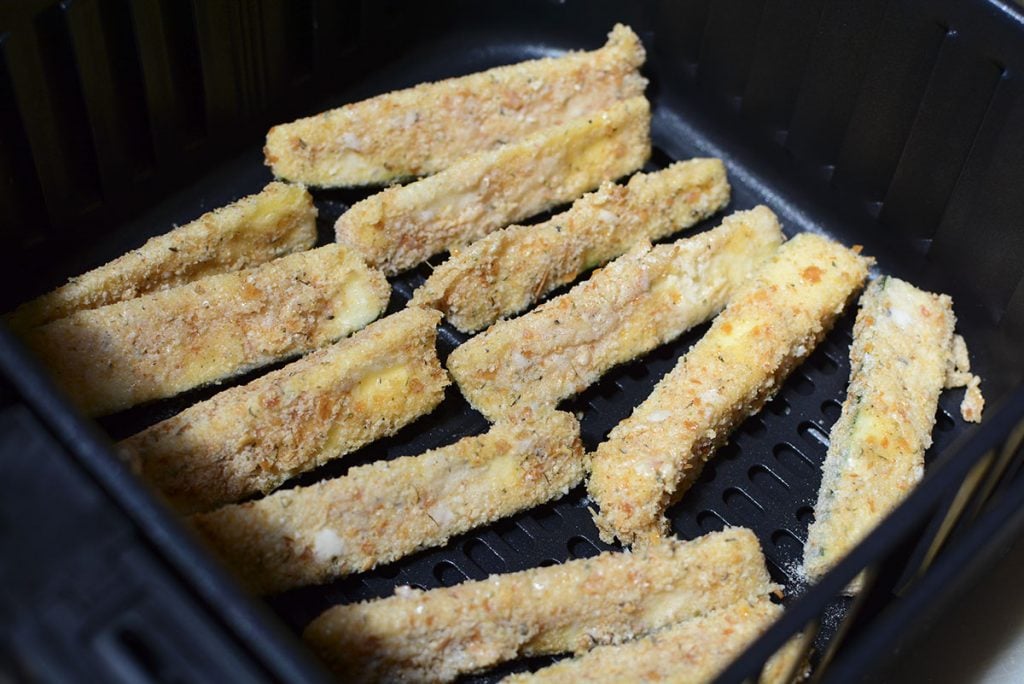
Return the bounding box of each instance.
[191,411,584,595]
[411,158,730,332]
[502,598,803,684]
[335,96,651,275]
[589,233,871,547]
[119,308,448,514]
[803,277,967,590]
[265,24,646,187]
[8,182,317,331]
[447,207,783,421]
[303,528,775,683]
[24,244,389,417]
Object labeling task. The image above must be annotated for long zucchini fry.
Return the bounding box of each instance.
[803,277,962,590]
[447,207,783,421]
[265,24,646,187]
[24,244,389,417]
[503,598,805,684]
[411,158,730,332]
[190,411,584,595]
[303,528,775,683]
[119,308,448,514]
[8,182,317,331]
[335,96,651,275]
[589,233,871,547]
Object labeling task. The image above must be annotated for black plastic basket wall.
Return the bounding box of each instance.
[1,1,1024,682]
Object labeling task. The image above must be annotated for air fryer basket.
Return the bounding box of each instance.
[1,1,1023,682]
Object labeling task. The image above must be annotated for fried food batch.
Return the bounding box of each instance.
[335,96,651,275]
[412,158,730,332]
[8,182,317,331]
[119,308,448,514]
[803,277,982,590]
[24,244,389,416]
[304,528,775,683]
[265,24,646,187]
[447,207,783,421]
[589,233,871,547]
[503,598,806,684]
[190,411,584,595]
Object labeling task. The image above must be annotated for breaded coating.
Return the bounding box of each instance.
[411,159,730,332]
[945,333,985,422]
[8,182,316,331]
[589,233,871,546]
[303,528,775,683]
[803,277,976,590]
[119,308,448,514]
[190,411,584,595]
[265,24,646,187]
[447,207,784,421]
[24,244,389,417]
[335,97,651,275]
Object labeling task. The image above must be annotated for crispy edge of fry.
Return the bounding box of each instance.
[588,233,872,547]
[190,410,584,595]
[446,206,784,421]
[24,244,390,417]
[302,528,775,683]
[334,96,651,275]
[410,158,730,332]
[802,277,955,589]
[119,307,449,514]
[7,182,317,332]
[265,24,646,187]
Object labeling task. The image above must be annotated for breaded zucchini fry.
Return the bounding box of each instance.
[411,158,730,332]
[8,182,316,331]
[119,308,448,514]
[589,233,871,547]
[303,528,775,683]
[265,24,646,187]
[335,97,651,275]
[24,244,389,417]
[190,411,584,595]
[447,207,783,421]
[803,277,968,589]
[503,598,803,684]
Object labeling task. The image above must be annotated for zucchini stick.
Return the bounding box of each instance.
[334,97,651,275]
[119,308,448,514]
[447,207,783,421]
[589,233,871,546]
[411,158,730,333]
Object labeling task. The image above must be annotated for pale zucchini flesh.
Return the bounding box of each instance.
[589,233,871,547]
[119,307,449,514]
[447,206,783,421]
[803,277,957,590]
[411,158,730,332]
[303,528,775,683]
[24,244,390,417]
[265,24,646,187]
[334,96,651,275]
[190,411,584,595]
[7,182,317,331]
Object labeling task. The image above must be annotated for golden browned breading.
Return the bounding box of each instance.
[265,24,646,187]
[303,528,775,683]
[24,244,389,417]
[803,277,974,590]
[119,308,448,514]
[334,97,651,275]
[8,182,317,331]
[446,207,783,421]
[502,597,805,684]
[411,159,730,332]
[190,411,584,595]
[589,233,871,547]
[945,333,984,422]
